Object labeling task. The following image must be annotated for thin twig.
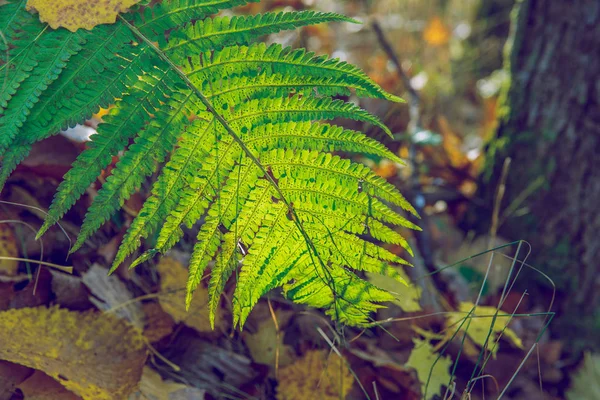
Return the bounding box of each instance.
[371,18,448,304]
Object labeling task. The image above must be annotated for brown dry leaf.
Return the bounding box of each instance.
[158,257,224,333]
[0,360,32,400]
[276,350,353,400]
[0,223,19,276]
[0,306,147,400]
[26,0,140,32]
[423,17,451,46]
[142,302,175,343]
[243,311,294,369]
[18,371,82,400]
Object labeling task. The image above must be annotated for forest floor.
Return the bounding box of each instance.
[0,1,586,399]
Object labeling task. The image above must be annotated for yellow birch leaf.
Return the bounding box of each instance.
[26,0,141,32]
[0,223,19,276]
[0,306,147,400]
[276,350,353,400]
[567,353,600,400]
[158,257,224,333]
[406,338,452,400]
[447,302,523,358]
[243,311,294,369]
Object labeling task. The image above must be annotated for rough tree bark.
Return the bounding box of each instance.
[477,0,600,352]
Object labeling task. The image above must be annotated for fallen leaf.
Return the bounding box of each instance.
[446,302,523,358]
[82,264,145,328]
[0,223,19,276]
[405,338,452,400]
[161,328,260,397]
[0,306,147,400]
[129,367,206,400]
[367,267,422,312]
[423,17,451,46]
[276,350,353,400]
[18,371,82,400]
[158,257,224,333]
[50,270,92,310]
[243,311,294,369]
[26,0,141,32]
[567,352,600,400]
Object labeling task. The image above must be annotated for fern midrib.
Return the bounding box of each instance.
[264,159,399,202]
[281,186,375,214]
[187,57,375,91]
[230,106,363,124]
[136,0,238,29]
[165,13,342,54]
[203,81,352,98]
[244,131,391,156]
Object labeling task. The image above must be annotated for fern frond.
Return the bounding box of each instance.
[1,0,420,328]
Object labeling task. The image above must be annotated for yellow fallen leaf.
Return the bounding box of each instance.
[0,306,147,400]
[0,222,19,276]
[567,352,600,400]
[423,17,451,47]
[367,267,422,312]
[447,302,523,358]
[276,350,353,400]
[158,257,224,333]
[26,0,141,32]
[406,338,452,400]
[243,311,294,370]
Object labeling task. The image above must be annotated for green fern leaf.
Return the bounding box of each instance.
[1,0,420,328]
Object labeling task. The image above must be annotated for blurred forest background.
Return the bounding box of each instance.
[1,0,599,399]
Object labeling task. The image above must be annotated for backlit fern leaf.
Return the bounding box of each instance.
[0,0,419,327]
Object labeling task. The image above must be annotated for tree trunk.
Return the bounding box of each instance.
[477,0,600,352]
